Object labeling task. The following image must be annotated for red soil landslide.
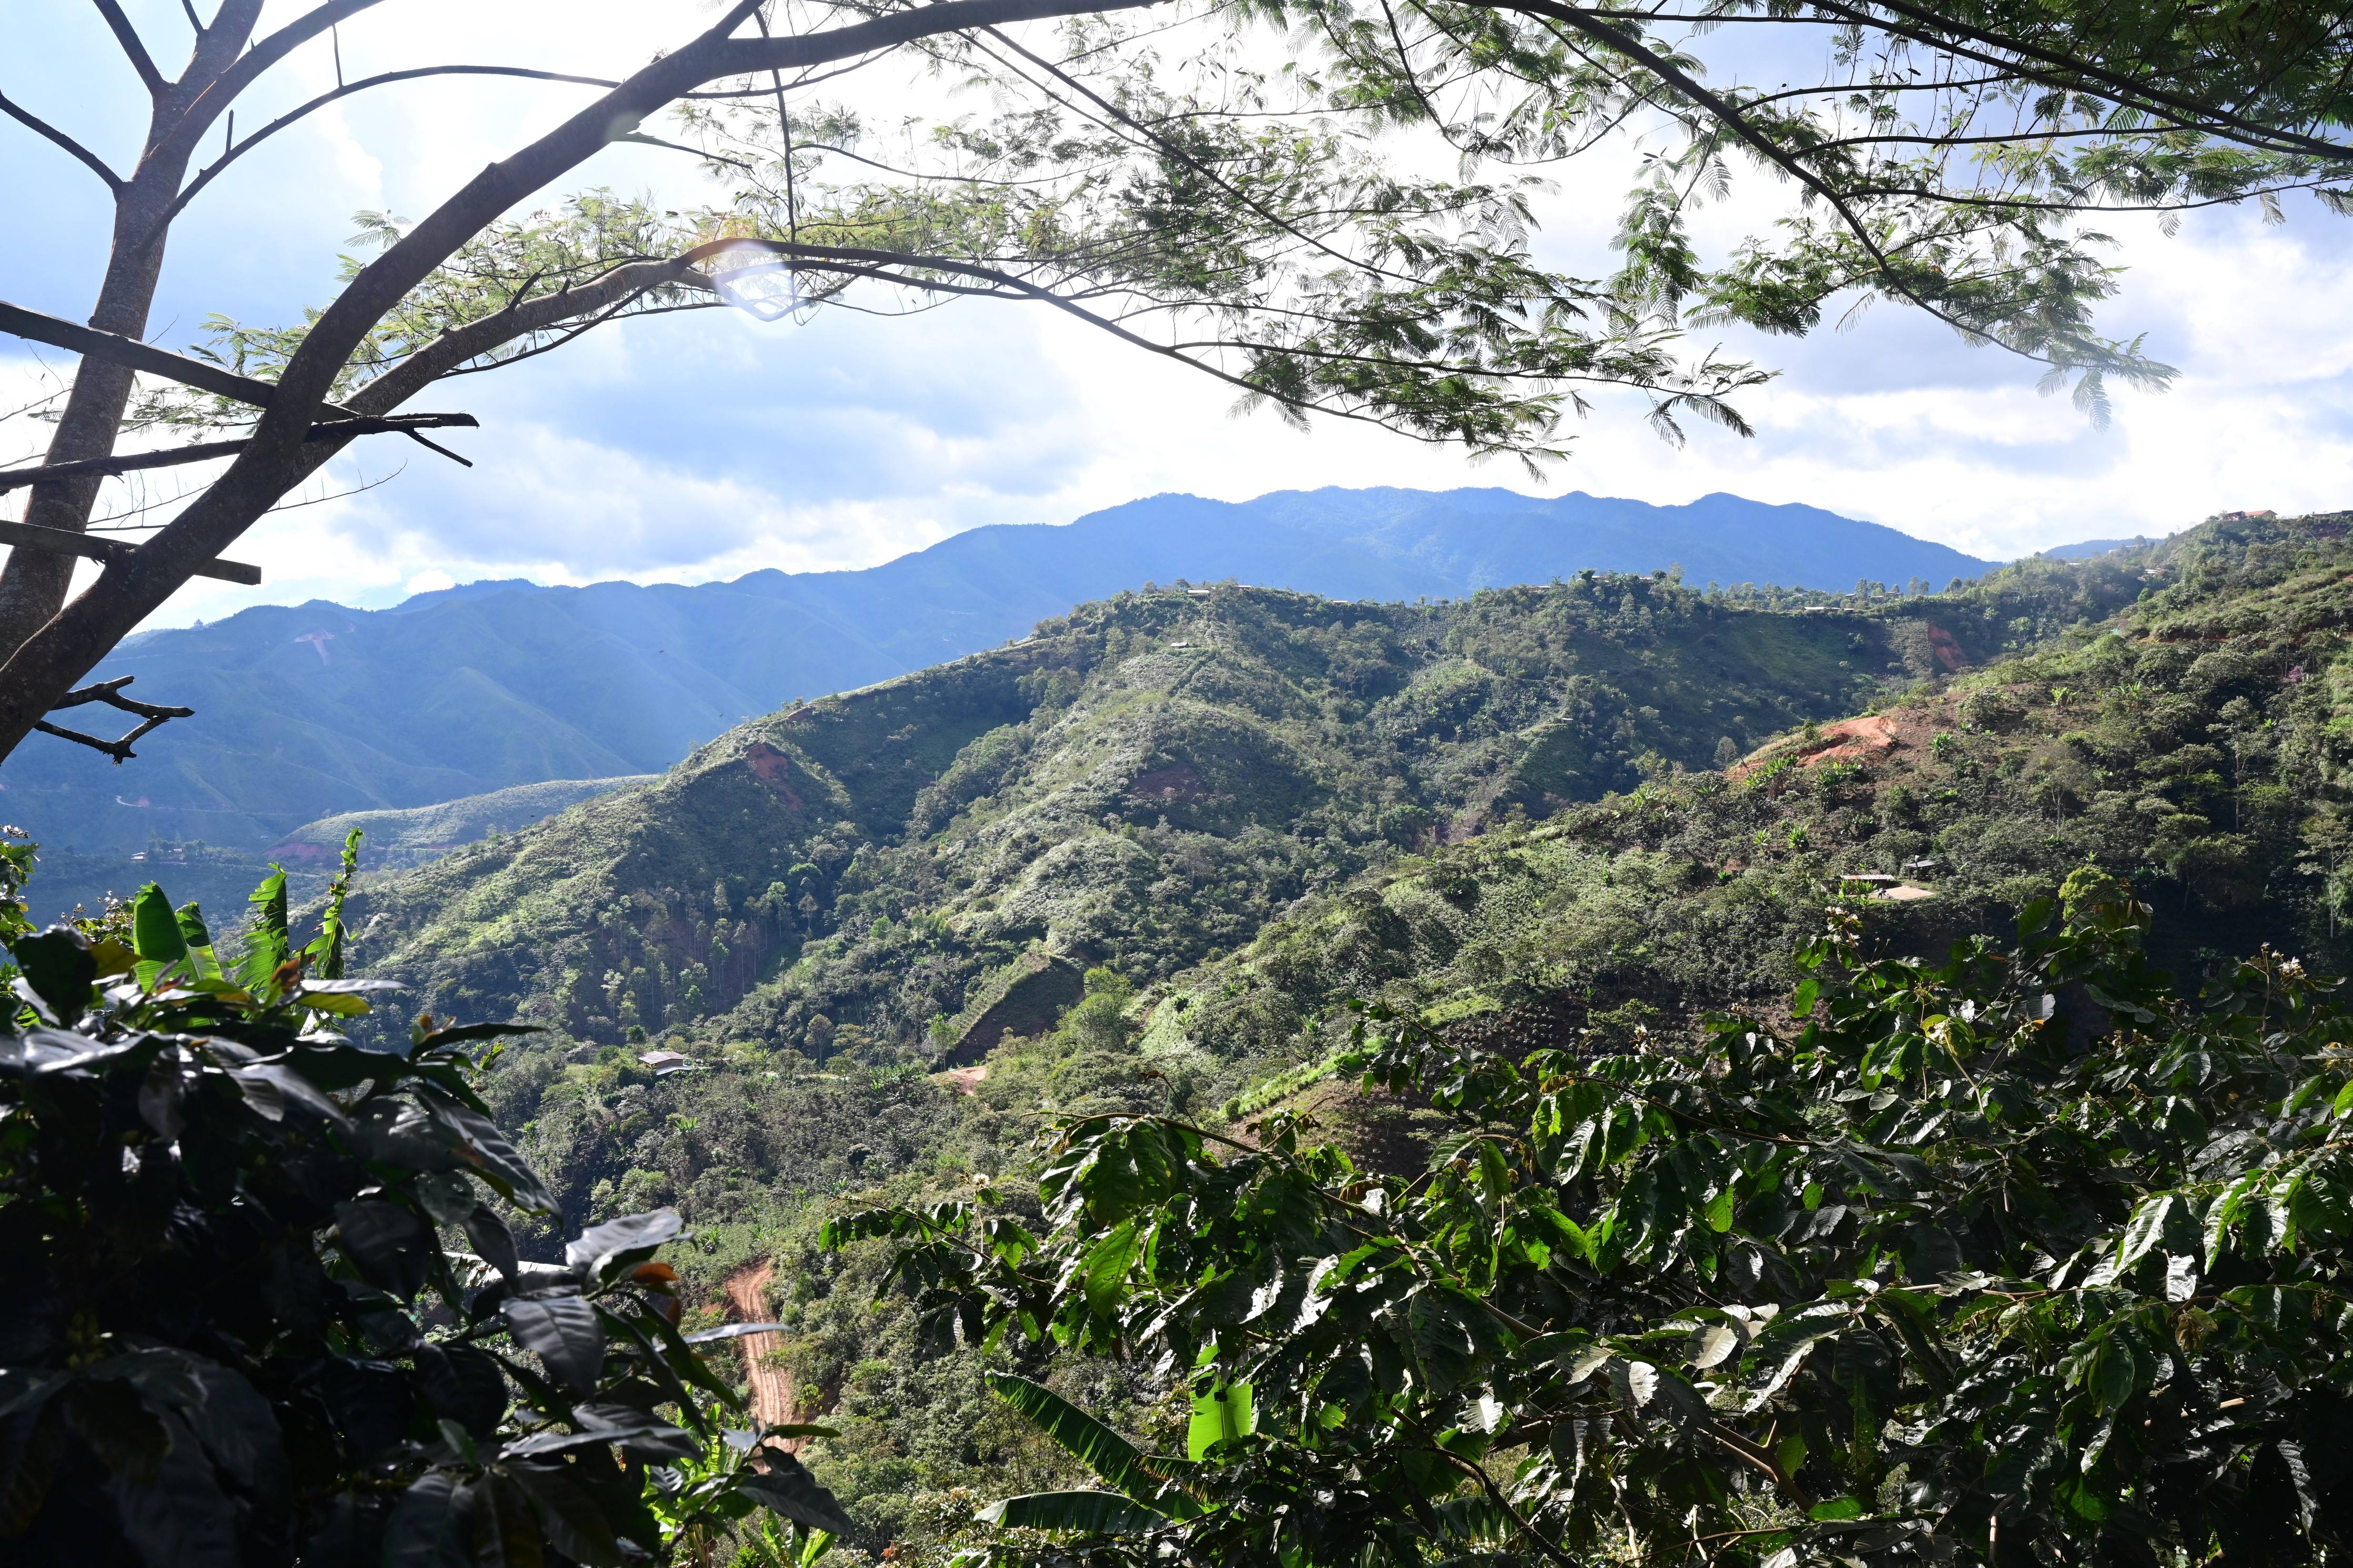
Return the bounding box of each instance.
[1727,712,1907,780]
[742,742,808,808]
[1799,713,1903,767]
[1924,622,1966,672]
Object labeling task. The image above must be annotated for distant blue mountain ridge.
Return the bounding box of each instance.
[4,487,1997,881]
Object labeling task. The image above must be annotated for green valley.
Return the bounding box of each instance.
[264,517,2350,1560]
[349,568,1992,1055]
[19,512,2353,1567]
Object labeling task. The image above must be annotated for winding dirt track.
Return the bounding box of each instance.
[722,1259,810,1451]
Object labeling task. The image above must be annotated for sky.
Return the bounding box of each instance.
[6,0,2352,630]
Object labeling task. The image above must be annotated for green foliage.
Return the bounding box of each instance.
[150,0,2353,472]
[177,508,2353,1564]
[855,889,2353,1566]
[0,826,34,947]
[0,862,853,1567]
[358,573,1942,1056]
[1134,514,2353,1074]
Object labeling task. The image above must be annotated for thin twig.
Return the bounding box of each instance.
[0,89,126,190]
[147,65,624,248]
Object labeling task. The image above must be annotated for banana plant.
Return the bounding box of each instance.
[969,1373,1207,1539]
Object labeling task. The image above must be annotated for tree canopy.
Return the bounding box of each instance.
[4,0,2352,757]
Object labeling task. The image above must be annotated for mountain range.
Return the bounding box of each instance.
[6,485,1995,915]
[29,505,2328,1562]
[300,513,2338,1560]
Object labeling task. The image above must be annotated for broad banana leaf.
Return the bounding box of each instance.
[984,1373,1154,1496]
[984,1372,1201,1518]
[977,1490,1169,1535]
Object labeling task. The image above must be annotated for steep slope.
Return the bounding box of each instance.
[349,568,2002,1051]
[4,487,1992,874]
[1134,510,2353,1077]
[264,517,2353,1563]
[347,521,2280,1560]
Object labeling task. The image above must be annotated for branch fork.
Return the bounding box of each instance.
[33,675,193,764]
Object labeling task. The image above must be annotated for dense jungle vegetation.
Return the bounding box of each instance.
[17,511,2353,1567]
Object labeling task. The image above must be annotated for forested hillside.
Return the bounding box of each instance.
[1149,511,2353,1074]
[8,487,1987,896]
[264,523,2179,1555]
[351,559,2094,1047]
[302,510,2353,1560]
[16,511,2348,1565]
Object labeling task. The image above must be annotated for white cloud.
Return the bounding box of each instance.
[11,3,2353,632]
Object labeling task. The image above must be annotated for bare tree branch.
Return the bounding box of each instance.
[0,413,479,492]
[0,299,348,412]
[91,0,166,96]
[150,0,394,173]
[0,88,127,190]
[0,4,268,670]
[151,65,625,245]
[0,520,258,586]
[34,676,193,764]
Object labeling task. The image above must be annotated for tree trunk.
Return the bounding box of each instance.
[0,9,260,664]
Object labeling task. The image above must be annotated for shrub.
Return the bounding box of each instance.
[1957,690,2023,731]
[0,843,851,1567]
[843,884,2353,1567]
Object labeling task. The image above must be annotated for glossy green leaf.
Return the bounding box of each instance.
[1186,1382,1255,1460]
[129,884,187,969]
[502,1296,605,1392]
[735,1451,857,1536]
[237,868,290,996]
[335,1199,435,1301]
[502,1463,621,1568]
[381,1470,471,1568]
[562,1207,682,1280]
[104,1412,241,1568]
[174,904,223,982]
[985,1373,1164,1504]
